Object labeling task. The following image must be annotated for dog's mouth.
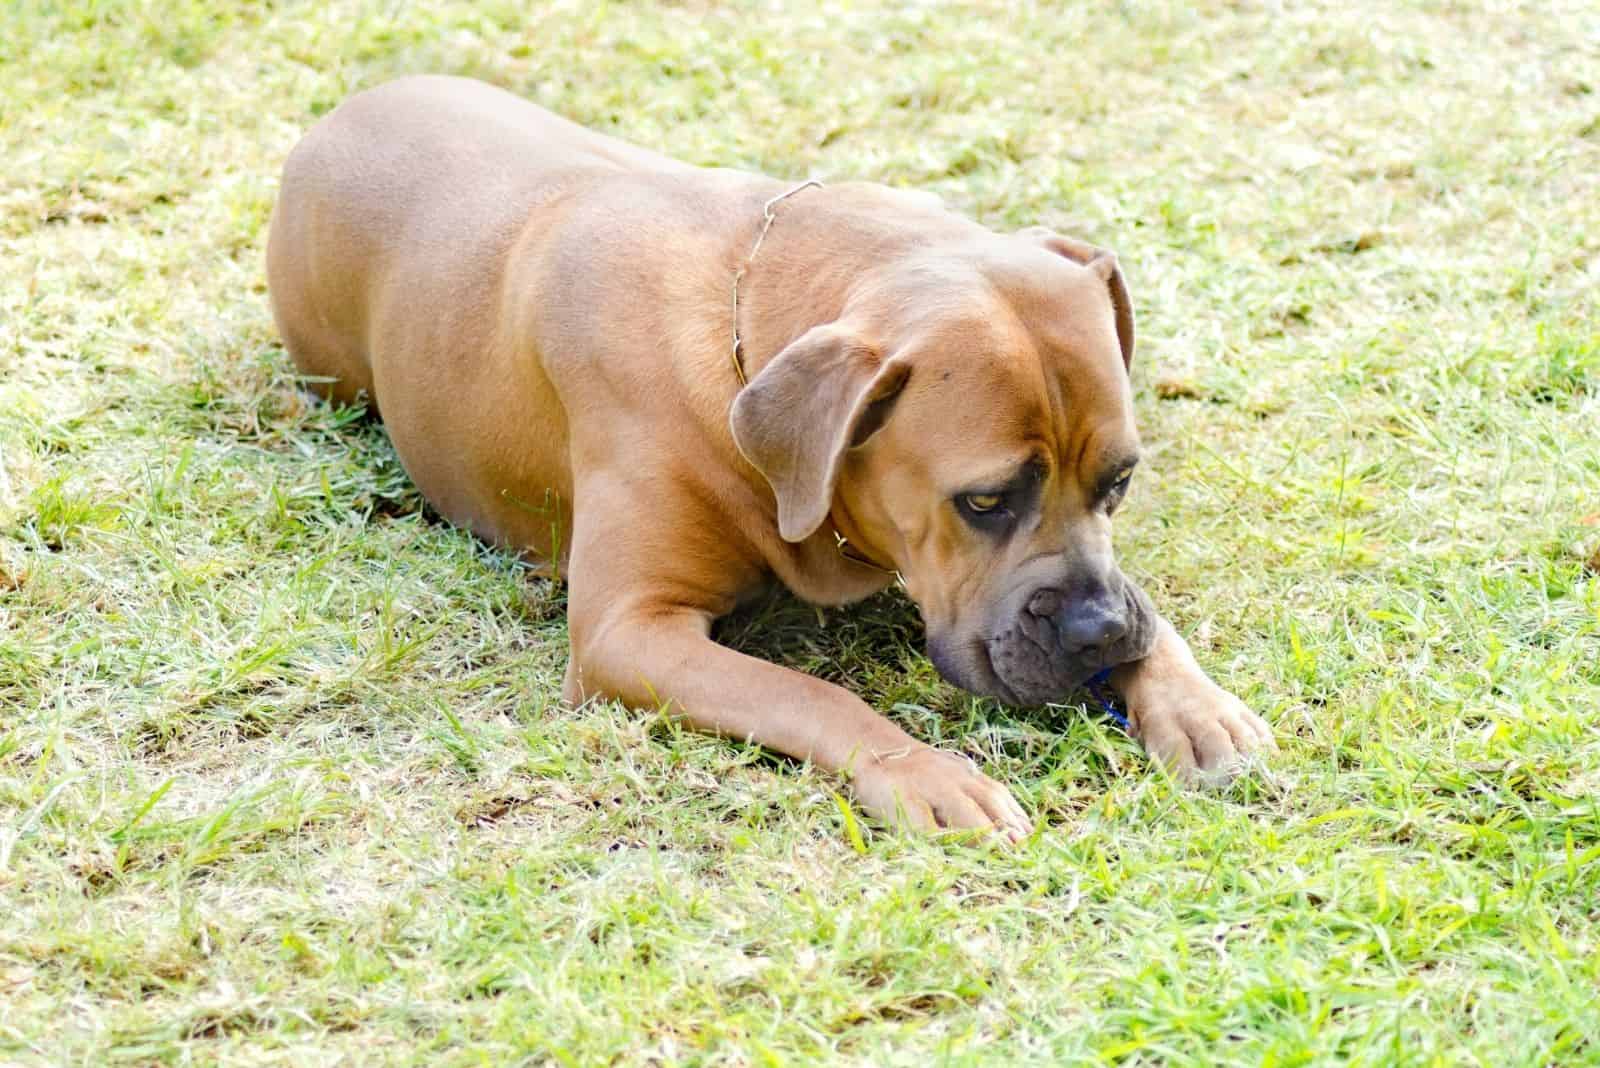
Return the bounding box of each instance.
[926,630,1029,706]
[927,632,1002,703]
[983,629,1115,707]
[972,638,1025,707]
[926,581,1159,708]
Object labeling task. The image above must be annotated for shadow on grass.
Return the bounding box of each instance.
[714,585,1107,749]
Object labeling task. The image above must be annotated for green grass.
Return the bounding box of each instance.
[2,0,1598,1063]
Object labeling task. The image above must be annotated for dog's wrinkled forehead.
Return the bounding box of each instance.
[990,247,1131,383]
[876,257,1134,468]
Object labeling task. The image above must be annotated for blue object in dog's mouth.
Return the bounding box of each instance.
[1083,667,1129,731]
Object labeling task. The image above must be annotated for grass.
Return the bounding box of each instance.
[1,0,1598,1063]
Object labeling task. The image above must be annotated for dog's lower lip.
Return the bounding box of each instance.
[978,639,1024,706]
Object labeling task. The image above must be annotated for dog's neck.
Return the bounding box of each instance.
[730,179,824,387]
[728,181,965,384]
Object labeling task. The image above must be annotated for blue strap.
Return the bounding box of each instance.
[1083,667,1130,732]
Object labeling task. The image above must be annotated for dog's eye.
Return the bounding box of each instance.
[955,491,1014,530]
[1102,466,1135,514]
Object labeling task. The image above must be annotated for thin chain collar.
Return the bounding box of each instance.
[728,179,901,586]
[729,179,824,387]
[833,529,904,585]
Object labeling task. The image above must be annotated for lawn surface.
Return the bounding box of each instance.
[3,1,1599,1064]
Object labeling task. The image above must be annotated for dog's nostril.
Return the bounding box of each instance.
[1026,589,1063,618]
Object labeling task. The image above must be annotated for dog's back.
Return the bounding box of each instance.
[266,75,685,407]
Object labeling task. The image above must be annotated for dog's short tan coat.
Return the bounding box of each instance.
[268,76,1273,838]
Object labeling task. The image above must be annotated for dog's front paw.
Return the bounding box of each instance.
[1127,673,1276,785]
[851,745,1033,842]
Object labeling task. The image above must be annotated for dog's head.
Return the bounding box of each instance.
[731,227,1156,705]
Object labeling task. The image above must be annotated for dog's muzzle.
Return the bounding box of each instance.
[930,574,1158,707]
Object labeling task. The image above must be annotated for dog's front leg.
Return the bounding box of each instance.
[1109,616,1277,782]
[563,593,1032,840]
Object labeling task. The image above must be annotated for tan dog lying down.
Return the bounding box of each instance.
[267,75,1274,839]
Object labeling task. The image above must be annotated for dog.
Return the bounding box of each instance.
[267,75,1274,840]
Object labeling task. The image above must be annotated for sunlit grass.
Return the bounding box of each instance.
[2,0,1597,1063]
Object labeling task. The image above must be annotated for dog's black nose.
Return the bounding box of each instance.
[1060,602,1127,654]
[1027,587,1128,657]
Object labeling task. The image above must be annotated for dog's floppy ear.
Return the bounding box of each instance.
[1022,229,1136,371]
[730,324,910,543]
